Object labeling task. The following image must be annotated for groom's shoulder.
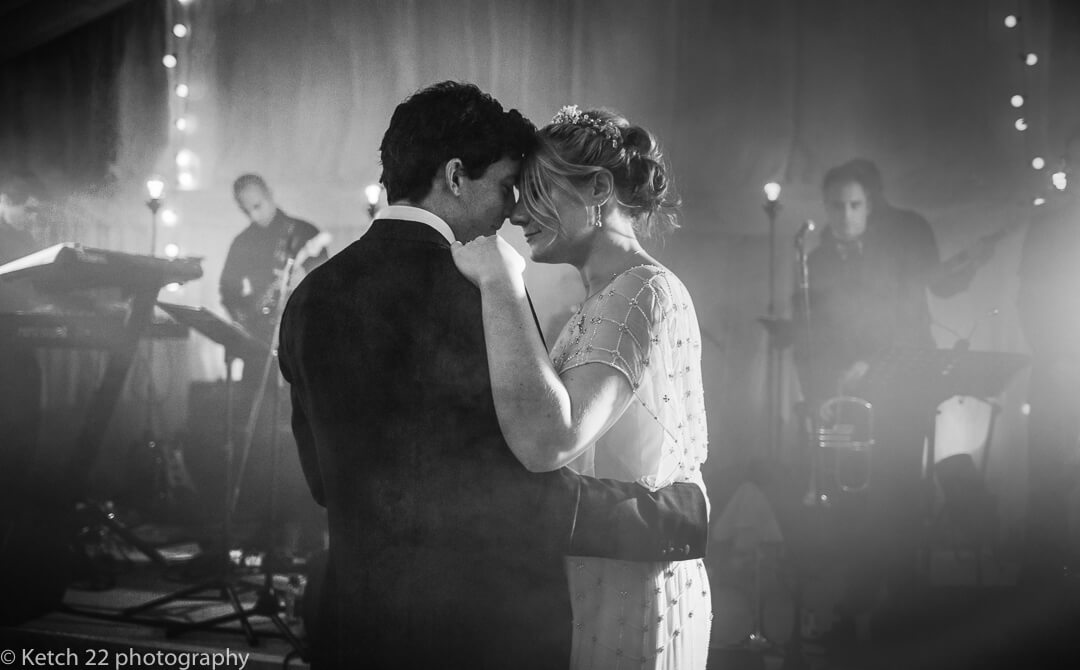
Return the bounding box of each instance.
[303,228,471,299]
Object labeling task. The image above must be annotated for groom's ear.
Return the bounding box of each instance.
[443,158,465,197]
[589,170,614,205]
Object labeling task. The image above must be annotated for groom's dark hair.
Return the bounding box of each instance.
[379,81,536,204]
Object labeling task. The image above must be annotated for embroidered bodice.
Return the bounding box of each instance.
[550,265,708,491]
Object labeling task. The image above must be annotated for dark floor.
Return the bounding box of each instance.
[0,512,310,670]
[3,504,1079,670]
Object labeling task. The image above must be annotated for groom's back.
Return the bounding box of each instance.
[279,219,574,669]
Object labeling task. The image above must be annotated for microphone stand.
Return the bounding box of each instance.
[763,197,782,462]
[778,226,815,670]
[794,224,817,508]
[230,256,295,523]
[158,255,306,656]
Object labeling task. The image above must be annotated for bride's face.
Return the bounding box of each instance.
[511,172,594,266]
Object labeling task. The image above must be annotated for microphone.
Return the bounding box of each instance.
[794,219,817,247]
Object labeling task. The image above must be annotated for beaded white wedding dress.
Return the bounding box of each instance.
[551,264,712,670]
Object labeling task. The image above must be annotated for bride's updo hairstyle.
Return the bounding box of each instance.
[522,106,679,239]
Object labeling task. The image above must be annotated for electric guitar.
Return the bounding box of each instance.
[934,200,1048,283]
[236,232,332,341]
[256,232,332,318]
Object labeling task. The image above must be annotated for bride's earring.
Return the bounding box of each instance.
[593,205,603,227]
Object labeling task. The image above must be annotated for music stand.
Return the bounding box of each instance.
[858,347,1030,578]
[859,347,1029,407]
[123,303,302,652]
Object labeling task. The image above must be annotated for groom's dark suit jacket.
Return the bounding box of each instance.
[278,219,708,669]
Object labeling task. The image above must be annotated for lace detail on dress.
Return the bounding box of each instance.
[553,266,666,388]
[553,265,713,670]
[550,265,709,491]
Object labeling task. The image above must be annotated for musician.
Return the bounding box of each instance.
[219,173,329,556]
[220,173,329,345]
[795,159,990,399]
[0,172,48,505]
[1017,132,1080,582]
[0,171,44,265]
[793,159,988,647]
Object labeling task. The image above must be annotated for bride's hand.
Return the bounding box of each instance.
[451,234,526,289]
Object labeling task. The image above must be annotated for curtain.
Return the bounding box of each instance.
[3,0,1079,535]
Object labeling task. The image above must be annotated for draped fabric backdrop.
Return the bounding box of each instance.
[2,0,1080,541]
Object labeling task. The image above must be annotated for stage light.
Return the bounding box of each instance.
[146,176,165,200]
[1032,157,1045,170]
[175,84,189,98]
[175,117,188,131]
[1004,15,1018,28]
[365,183,382,218]
[176,149,195,168]
[164,243,180,259]
[1025,53,1038,66]
[763,182,781,202]
[1010,95,1024,108]
[178,0,194,5]
[173,24,188,38]
[165,282,181,292]
[1014,118,1027,131]
[162,54,177,68]
[178,171,196,190]
[1052,171,1067,190]
[1033,197,1046,206]
[1021,403,1031,416]
[161,209,179,226]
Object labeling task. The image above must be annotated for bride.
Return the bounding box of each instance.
[452,106,712,670]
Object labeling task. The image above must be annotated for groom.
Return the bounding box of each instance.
[278,81,709,669]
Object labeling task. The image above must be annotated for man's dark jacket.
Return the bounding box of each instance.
[278,219,708,669]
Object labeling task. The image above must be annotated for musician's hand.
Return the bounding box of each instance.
[291,266,308,290]
[450,234,526,291]
[275,266,307,291]
[839,360,869,395]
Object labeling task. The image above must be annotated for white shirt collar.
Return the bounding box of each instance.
[374,205,456,245]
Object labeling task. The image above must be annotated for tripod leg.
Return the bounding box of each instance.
[124,578,227,616]
[781,569,810,670]
[166,584,260,646]
[224,583,260,646]
[265,613,308,660]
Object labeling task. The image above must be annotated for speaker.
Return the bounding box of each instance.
[0,508,74,625]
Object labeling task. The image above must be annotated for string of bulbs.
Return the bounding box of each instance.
[1004,8,1067,208]
[154,0,196,277]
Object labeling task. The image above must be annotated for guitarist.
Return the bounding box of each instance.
[219,173,329,555]
[220,173,329,346]
[791,159,992,652]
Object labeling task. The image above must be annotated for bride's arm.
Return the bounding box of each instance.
[476,276,635,472]
[452,235,635,472]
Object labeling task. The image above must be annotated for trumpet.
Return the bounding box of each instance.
[805,395,874,505]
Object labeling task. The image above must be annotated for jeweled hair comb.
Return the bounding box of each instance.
[551,105,621,149]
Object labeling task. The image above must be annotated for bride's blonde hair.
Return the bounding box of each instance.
[522,108,680,239]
